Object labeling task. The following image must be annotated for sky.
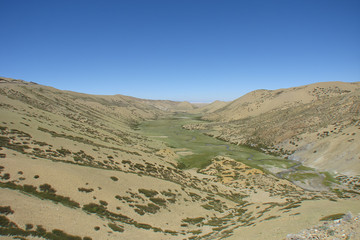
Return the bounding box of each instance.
[1,0,359,102]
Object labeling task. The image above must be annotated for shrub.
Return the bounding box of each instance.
[78,187,94,193]
[23,184,37,193]
[149,197,167,206]
[0,215,16,227]
[110,176,118,181]
[25,223,33,230]
[138,189,158,197]
[133,222,152,229]
[161,191,176,198]
[39,184,56,194]
[0,206,14,215]
[83,203,107,215]
[108,223,124,232]
[36,225,47,234]
[182,217,205,225]
[320,213,345,221]
[51,229,82,240]
[135,203,160,214]
[0,182,79,208]
[1,173,10,180]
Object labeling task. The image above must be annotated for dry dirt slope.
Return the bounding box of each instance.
[189,100,228,114]
[185,81,360,175]
[0,78,360,240]
[204,81,360,121]
[0,78,240,239]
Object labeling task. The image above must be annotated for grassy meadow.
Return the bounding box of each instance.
[139,113,285,170]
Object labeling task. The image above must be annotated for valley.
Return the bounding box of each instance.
[0,78,359,239]
[139,114,278,169]
[140,113,336,192]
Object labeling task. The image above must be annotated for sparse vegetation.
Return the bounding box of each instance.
[1,79,359,239]
[0,217,90,240]
[0,182,80,208]
[108,223,124,232]
[138,189,158,197]
[182,217,204,225]
[135,203,160,214]
[320,213,346,221]
[149,197,167,206]
[0,206,14,215]
[110,176,118,181]
[78,187,94,193]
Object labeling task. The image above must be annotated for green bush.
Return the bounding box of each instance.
[78,187,94,193]
[0,206,14,215]
[110,176,118,181]
[25,224,33,230]
[135,203,160,214]
[138,189,158,197]
[83,203,107,215]
[320,213,345,221]
[23,184,37,193]
[108,223,124,232]
[149,197,167,206]
[39,184,56,194]
[182,217,205,225]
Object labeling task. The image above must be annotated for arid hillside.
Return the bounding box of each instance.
[1,78,359,240]
[185,82,360,175]
[204,82,360,121]
[189,100,228,114]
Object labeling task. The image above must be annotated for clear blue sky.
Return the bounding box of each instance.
[1,0,359,102]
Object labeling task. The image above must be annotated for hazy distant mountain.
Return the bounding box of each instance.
[189,100,228,114]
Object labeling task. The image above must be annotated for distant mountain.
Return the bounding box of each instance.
[190,100,228,114]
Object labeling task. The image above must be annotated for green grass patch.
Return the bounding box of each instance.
[321,172,339,186]
[139,114,281,171]
[287,172,319,182]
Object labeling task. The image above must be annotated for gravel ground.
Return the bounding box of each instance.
[286,212,360,240]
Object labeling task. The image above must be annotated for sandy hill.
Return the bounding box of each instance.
[204,81,360,121]
[141,99,197,112]
[185,81,360,175]
[189,100,228,114]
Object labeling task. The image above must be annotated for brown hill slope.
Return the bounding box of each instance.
[189,100,228,114]
[204,81,360,121]
[186,82,360,175]
[0,78,248,239]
